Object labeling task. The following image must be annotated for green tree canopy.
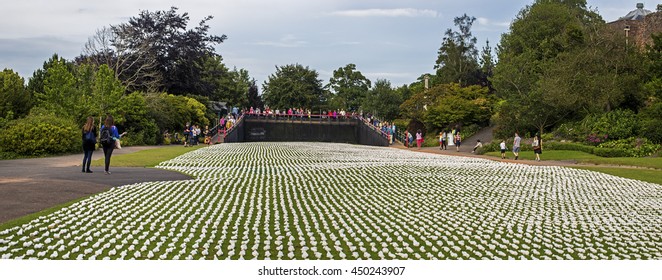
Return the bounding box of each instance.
[327,63,371,112]
[434,14,480,86]
[262,64,326,110]
[0,69,31,120]
[363,79,402,121]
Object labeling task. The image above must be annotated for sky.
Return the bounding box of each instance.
[0,0,655,88]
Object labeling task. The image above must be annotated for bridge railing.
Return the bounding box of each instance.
[212,112,391,144]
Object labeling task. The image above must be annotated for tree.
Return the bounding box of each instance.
[0,69,31,121]
[363,79,401,121]
[92,64,126,126]
[79,26,161,92]
[262,64,326,110]
[327,64,371,111]
[491,0,611,135]
[35,57,80,119]
[434,14,480,86]
[83,7,227,94]
[478,40,495,91]
[247,81,263,109]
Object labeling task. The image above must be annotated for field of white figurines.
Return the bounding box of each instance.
[1,142,660,260]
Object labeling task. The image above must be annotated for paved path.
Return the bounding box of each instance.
[0,146,191,224]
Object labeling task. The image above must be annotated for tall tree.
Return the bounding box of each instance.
[262,64,325,110]
[491,0,619,135]
[434,14,480,86]
[247,81,262,109]
[363,79,401,121]
[82,7,227,94]
[79,26,161,92]
[327,63,371,111]
[0,69,31,120]
[35,57,80,119]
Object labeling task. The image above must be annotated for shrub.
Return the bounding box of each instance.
[0,113,80,156]
[597,137,661,157]
[638,101,662,144]
[593,147,631,158]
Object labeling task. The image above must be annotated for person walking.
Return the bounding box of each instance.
[81,116,97,173]
[416,129,423,149]
[500,140,507,159]
[407,131,413,149]
[439,132,444,150]
[441,130,448,150]
[533,134,543,161]
[100,115,126,175]
[454,132,462,152]
[513,132,521,160]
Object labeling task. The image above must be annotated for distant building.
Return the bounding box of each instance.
[608,3,662,49]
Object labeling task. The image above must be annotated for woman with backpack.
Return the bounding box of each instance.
[100,115,126,175]
[81,116,97,173]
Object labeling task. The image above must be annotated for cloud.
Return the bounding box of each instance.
[254,34,307,48]
[331,8,438,18]
[476,17,510,28]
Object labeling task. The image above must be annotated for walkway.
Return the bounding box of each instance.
[0,146,191,224]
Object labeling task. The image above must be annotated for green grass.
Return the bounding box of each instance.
[485,150,662,169]
[572,167,662,185]
[91,145,207,167]
[485,150,662,185]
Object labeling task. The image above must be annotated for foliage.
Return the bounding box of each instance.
[491,0,638,136]
[0,69,31,120]
[262,64,326,111]
[247,81,263,109]
[81,7,226,94]
[434,14,481,86]
[33,56,81,119]
[638,101,662,144]
[362,79,401,121]
[417,83,492,132]
[0,112,79,156]
[597,137,661,157]
[145,92,210,137]
[116,92,160,145]
[327,64,371,112]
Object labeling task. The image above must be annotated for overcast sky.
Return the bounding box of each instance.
[0,0,653,88]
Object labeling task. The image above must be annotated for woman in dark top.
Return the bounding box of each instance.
[100,115,126,175]
[81,116,97,173]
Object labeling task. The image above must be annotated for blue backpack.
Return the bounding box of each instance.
[85,130,96,144]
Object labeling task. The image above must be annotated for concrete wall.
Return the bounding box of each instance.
[224,117,388,146]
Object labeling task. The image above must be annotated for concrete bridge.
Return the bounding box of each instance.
[217,114,389,146]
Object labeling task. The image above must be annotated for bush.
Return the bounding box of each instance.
[638,101,662,144]
[597,137,661,157]
[544,142,595,154]
[0,113,80,156]
[593,147,631,158]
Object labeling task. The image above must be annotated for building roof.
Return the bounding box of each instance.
[619,3,653,21]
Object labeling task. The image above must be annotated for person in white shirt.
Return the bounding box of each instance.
[472,139,483,153]
[500,140,507,159]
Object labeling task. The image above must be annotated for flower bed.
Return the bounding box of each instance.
[0,142,660,259]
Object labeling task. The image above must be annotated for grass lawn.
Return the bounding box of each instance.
[485,150,662,169]
[572,166,662,185]
[485,150,662,185]
[91,145,207,167]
